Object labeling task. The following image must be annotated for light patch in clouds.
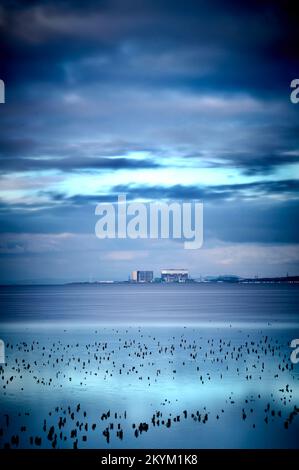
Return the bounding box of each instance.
[104,250,149,261]
[199,243,299,269]
[0,232,79,254]
[0,173,64,192]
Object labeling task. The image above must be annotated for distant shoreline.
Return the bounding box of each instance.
[1,275,299,287]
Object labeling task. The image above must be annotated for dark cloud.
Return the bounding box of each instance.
[1,0,298,94]
[202,150,299,176]
[0,138,161,172]
[1,0,299,176]
[1,192,298,246]
[111,180,299,202]
[0,156,160,172]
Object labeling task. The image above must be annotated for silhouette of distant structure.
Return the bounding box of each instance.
[131,270,154,283]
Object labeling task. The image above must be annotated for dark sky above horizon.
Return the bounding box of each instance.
[0,0,299,282]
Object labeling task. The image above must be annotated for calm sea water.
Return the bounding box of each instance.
[1,283,299,326]
[0,284,299,448]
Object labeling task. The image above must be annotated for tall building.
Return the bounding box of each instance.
[161,269,189,283]
[131,270,154,283]
[138,271,154,283]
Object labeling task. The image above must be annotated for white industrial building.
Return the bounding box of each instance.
[161,269,189,283]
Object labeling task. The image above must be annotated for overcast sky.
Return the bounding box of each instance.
[0,0,299,282]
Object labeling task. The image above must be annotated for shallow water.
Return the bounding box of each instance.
[1,283,299,326]
[0,284,299,448]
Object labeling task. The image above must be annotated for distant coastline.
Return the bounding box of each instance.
[68,275,299,286]
[1,275,299,287]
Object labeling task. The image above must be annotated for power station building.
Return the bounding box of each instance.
[161,269,189,283]
[131,270,154,283]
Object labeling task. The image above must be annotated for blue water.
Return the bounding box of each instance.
[0,284,299,448]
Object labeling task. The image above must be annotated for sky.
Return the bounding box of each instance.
[0,0,299,283]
